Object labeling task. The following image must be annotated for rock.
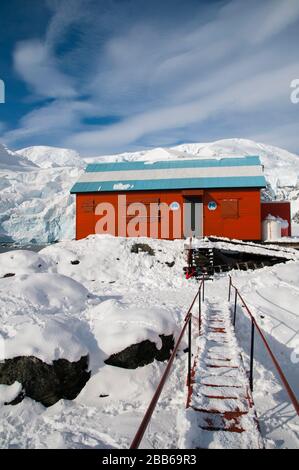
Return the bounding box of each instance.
[104,334,175,369]
[2,273,15,278]
[71,260,80,265]
[165,261,175,267]
[0,355,90,407]
[130,243,155,256]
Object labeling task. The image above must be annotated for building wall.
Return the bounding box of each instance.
[204,189,261,240]
[75,188,262,240]
[203,188,261,240]
[76,190,185,240]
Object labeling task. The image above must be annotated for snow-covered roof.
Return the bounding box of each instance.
[70,155,266,193]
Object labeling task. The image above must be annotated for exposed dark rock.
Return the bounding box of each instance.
[104,334,174,369]
[2,273,15,278]
[130,243,155,256]
[71,260,80,265]
[0,355,90,407]
[6,390,25,406]
[165,261,175,268]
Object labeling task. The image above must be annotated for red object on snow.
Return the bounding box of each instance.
[186,267,196,279]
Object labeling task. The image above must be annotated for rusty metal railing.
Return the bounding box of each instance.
[130,276,205,449]
[228,275,299,416]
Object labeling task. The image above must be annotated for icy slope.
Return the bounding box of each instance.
[1,138,299,243]
[17,146,85,169]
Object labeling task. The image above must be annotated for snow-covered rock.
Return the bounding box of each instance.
[89,298,177,357]
[17,146,85,169]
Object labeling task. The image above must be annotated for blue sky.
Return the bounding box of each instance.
[0,0,299,156]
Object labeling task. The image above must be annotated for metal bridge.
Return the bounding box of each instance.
[130,275,299,449]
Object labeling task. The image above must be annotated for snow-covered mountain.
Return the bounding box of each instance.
[17,146,85,169]
[0,143,36,170]
[0,138,299,243]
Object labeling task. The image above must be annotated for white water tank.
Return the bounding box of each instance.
[262,215,282,241]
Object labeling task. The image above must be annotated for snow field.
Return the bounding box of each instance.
[0,235,298,448]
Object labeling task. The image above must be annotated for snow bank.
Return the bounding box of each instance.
[0,273,89,312]
[0,250,48,277]
[0,271,91,363]
[41,234,187,290]
[0,319,89,364]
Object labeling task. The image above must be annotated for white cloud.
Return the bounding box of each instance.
[14,40,76,99]
[4,99,94,145]
[6,0,299,154]
[250,0,299,44]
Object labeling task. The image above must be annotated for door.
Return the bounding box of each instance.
[184,196,203,238]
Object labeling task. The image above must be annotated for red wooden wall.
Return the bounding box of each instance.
[75,188,262,241]
[203,189,262,240]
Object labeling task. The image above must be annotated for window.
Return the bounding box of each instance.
[221,199,239,219]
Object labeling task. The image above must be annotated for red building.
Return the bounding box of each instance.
[71,156,267,241]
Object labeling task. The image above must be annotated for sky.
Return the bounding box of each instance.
[0,0,299,156]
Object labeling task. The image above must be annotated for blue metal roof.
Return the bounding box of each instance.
[70,155,266,193]
[71,176,266,194]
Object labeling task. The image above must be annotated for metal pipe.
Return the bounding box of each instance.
[198,286,201,335]
[188,318,192,387]
[249,319,255,391]
[228,275,232,302]
[233,288,238,326]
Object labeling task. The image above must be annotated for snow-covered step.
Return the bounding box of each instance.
[197,385,248,399]
[191,395,249,414]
